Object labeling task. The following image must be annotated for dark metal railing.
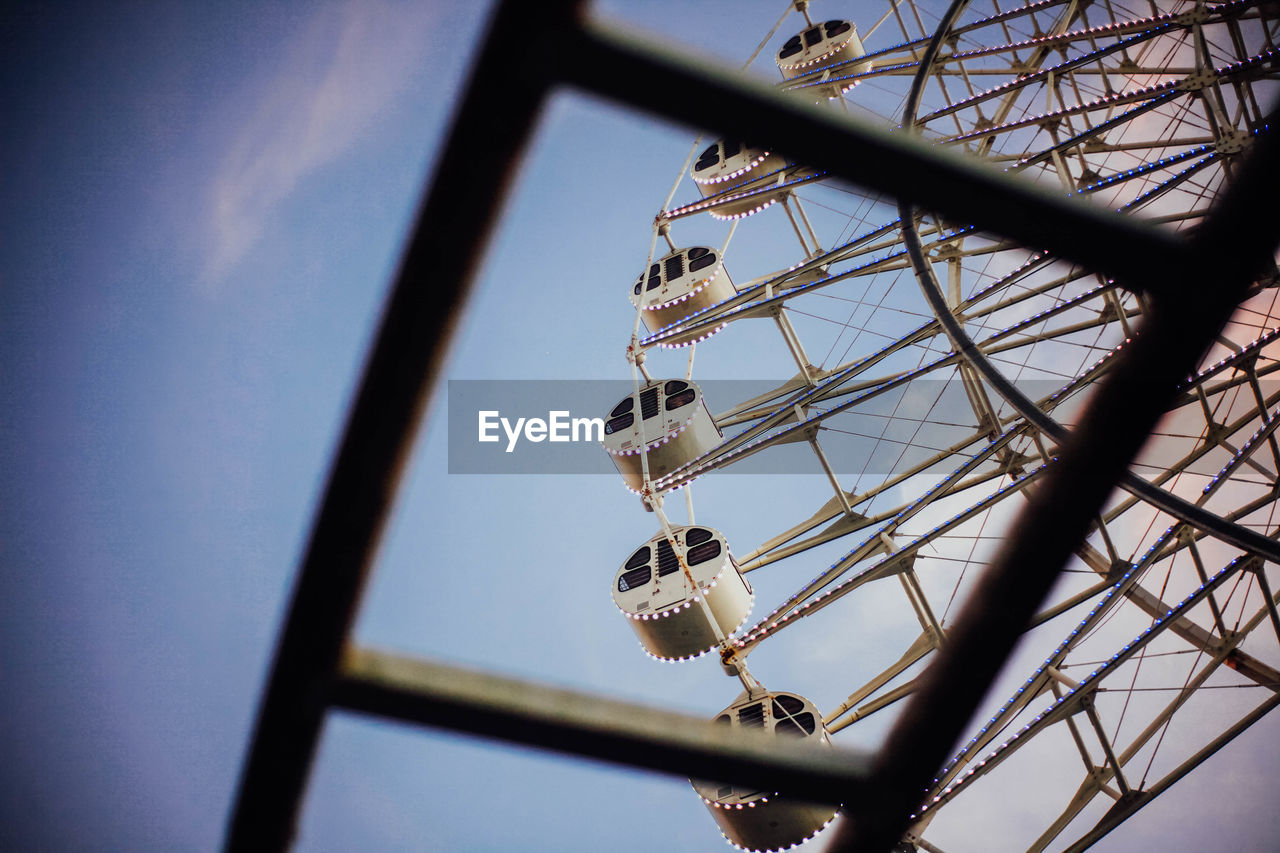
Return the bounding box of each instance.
[225,1,1279,850]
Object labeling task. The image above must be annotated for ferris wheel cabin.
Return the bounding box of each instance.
[631,246,737,338]
[690,140,795,219]
[602,379,721,492]
[612,525,753,661]
[775,19,870,99]
[692,690,838,851]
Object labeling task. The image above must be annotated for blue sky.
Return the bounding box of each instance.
[3,1,1279,851]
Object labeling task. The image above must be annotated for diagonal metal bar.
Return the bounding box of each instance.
[827,127,1280,853]
[333,648,873,805]
[819,5,1280,847]
[223,2,579,849]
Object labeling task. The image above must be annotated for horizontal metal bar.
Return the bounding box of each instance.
[333,648,872,806]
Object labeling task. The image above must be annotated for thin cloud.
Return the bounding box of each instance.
[203,1,437,284]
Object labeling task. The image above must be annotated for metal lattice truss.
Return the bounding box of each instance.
[227,1,1280,851]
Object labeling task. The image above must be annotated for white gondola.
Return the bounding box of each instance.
[690,140,796,219]
[612,525,753,661]
[692,690,838,851]
[776,19,870,99]
[630,246,736,340]
[602,379,721,493]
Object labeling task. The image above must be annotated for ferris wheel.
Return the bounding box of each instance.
[598,1,1280,851]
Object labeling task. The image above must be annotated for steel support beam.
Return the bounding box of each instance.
[552,16,1192,295]
[1063,692,1280,853]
